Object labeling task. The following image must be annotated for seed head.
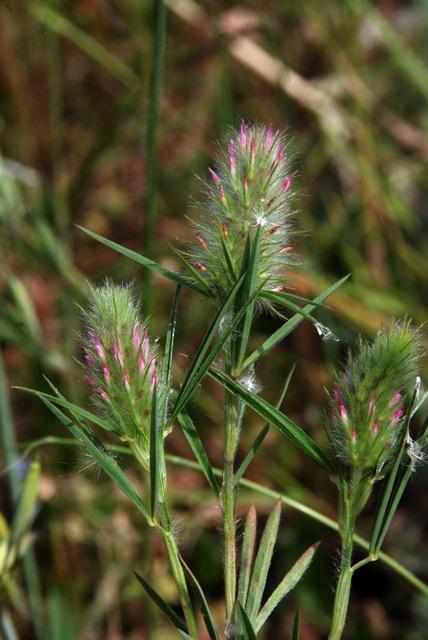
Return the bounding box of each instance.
[81,282,167,468]
[181,122,297,307]
[326,321,423,474]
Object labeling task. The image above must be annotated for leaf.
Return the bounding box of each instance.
[177,411,220,496]
[259,290,318,324]
[11,459,40,544]
[243,275,350,370]
[134,572,188,633]
[170,275,246,421]
[237,601,257,640]
[209,369,333,473]
[35,395,152,522]
[237,505,257,608]
[149,387,162,519]
[180,557,219,640]
[255,542,319,632]
[234,365,295,486]
[246,500,282,623]
[235,226,261,368]
[290,610,300,640]
[77,226,209,296]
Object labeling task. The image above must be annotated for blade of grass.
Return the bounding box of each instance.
[209,369,334,473]
[162,285,181,393]
[134,572,188,633]
[10,460,40,544]
[180,557,219,640]
[259,290,319,324]
[290,610,300,640]
[77,225,209,296]
[149,387,161,519]
[246,500,282,623]
[30,5,137,87]
[237,504,257,608]
[255,542,319,632]
[236,227,261,368]
[235,365,295,486]
[243,275,349,370]
[237,602,257,640]
[177,411,220,496]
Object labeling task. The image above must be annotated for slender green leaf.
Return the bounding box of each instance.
[209,369,333,473]
[11,460,40,543]
[77,226,209,296]
[235,365,295,485]
[172,247,214,296]
[237,602,257,640]
[134,572,188,633]
[8,275,41,344]
[178,633,193,640]
[180,557,219,640]
[236,227,261,368]
[149,387,161,519]
[255,542,319,632]
[35,395,152,522]
[243,275,349,370]
[162,286,181,393]
[238,505,257,608]
[260,290,318,324]
[177,411,220,496]
[246,500,282,623]
[170,275,245,421]
[290,610,300,640]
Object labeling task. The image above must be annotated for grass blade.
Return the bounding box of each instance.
[209,369,333,473]
[180,557,219,640]
[36,395,152,523]
[149,387,161,519]
[177,410,220,496]
[11,460,40,544]
[237,505,257,608]
[77,226,210,296]
[243,275,349,370]
[255,542,319,632]
[260,290,319,324]
[134,571,188,633]
[235,227,261,368]
[237,601,257,640]
[290,610,300,640]
[246,500,282,623]
[235,365,295,485]
[162,285,181,394]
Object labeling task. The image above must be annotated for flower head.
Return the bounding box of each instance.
[81,282,167,468]
[326,321,422,474]
[182,123,297,307]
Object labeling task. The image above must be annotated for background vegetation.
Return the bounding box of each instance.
[1,1,427,638]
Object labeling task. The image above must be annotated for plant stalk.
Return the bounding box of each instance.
[223,391,239,622]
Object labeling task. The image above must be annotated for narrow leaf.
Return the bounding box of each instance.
[134,572,188,633]
[236,226,261,368]
[246,500,282,623]
[237,601,257,640]
[235,365,295,485]
[36,395,152,522]
[238,505,257,608]
[149,387,161,518]
[177,411,220,496]
[243,275,349,370]
[255,542,319,632]
[11,459,40,543]
[209,369,333,473]
[78,226,209,296]
[180,557,219,640]
[260,290,318,324]
[290,610,300,640]
[162,286,181,394]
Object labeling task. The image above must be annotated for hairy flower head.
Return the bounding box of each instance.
[326,321,423,474]
[182,123,297,306]
[81,282,167,468]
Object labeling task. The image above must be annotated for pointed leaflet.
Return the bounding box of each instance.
[209,369,333,473]
[243,275,350,370]
[10,460,40,544]
[260,289,318,324]
[290,610,300,640]
[180,557,219,640]
[237,602,257,640]
[78,226,210,296]
[246,500,282,623]
[162,285,181,397]
[134,572,188,633]
[170,274,247,421]
[34,394,152,522]
[255,542,319,632]
[177,410,220,496]
[237,505,257,608]
[235,365,295,486]
[235,226,261,368]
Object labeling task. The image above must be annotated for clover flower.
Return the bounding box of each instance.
[183,123,297,306]
[81,282,167,468]
[326,321,422,474]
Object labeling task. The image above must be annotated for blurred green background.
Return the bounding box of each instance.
[1,1,427,638]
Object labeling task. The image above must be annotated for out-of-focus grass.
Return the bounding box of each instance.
[0,1,427,638]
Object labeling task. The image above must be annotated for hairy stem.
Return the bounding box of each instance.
[223,391,239,622]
